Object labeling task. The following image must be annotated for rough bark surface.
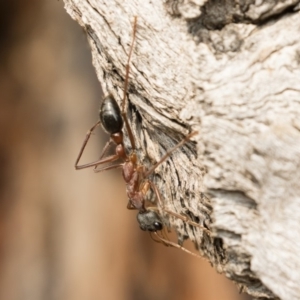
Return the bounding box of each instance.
[63,1,300,299]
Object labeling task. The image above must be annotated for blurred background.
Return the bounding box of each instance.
[0,1,252,299]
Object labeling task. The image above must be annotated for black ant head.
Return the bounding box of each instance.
[137,210,163,232]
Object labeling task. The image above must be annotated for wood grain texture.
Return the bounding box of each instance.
[63,1,300,299]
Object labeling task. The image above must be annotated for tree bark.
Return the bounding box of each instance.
[63,1,300,299]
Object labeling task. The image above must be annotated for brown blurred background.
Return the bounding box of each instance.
[0,1,252,300]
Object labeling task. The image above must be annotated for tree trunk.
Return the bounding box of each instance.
[63,1,300,299]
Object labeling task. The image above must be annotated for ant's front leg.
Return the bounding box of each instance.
[75,121,101,169]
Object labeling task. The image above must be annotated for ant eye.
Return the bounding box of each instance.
[154,222,163,231]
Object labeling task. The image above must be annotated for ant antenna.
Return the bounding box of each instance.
[153,232,208,260]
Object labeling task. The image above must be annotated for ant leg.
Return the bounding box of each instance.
[126,181,150,210]
[93,139,115,171]
[93,163,123,173]
[148,180,164,208]
[121,114,136,151]
[127,201,137,210]
[143,131,198,178]
[75,123,124,170]
[150,229,170,244]
[121,16,138,151]
[93,139,124,172]
[148,181,211,235]
[75,121,101,169]
[153,232,205,259]
[121,16,137,113]
[75,154,120,170]
[163,209,211,235]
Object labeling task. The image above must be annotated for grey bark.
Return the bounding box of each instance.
[63,1,300,299]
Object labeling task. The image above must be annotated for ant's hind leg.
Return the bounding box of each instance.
[75,121,122,170]
[120,16,138,151]
[93,139,116,171]
[75,121,101,169]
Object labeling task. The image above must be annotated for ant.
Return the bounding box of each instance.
[75,16,211,257]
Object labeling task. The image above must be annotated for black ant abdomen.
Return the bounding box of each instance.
[100,94,123,134]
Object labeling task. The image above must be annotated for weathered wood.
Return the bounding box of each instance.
[63,1,300,299]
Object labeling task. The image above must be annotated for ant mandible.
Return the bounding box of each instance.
[75,17,210,257]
